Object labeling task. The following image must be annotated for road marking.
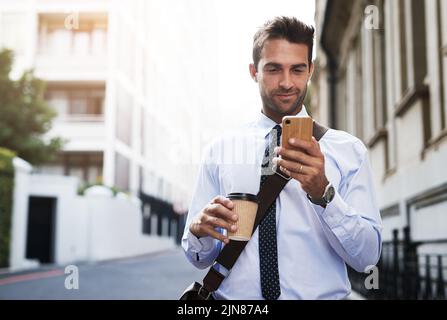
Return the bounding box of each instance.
[0,269,65,286]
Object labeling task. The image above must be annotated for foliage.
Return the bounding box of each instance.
[0,147,15,267]
[0,49,63,165]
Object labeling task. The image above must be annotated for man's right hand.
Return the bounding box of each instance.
[189,196,238,244]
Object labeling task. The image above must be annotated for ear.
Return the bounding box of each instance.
[249,63,258,82]
[308,62,314,81]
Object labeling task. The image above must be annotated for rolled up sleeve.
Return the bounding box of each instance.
[312,154,383,272]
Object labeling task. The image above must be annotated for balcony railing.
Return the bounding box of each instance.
[348,227,447,300]
[139,191,186,246]
[56,114,104,123]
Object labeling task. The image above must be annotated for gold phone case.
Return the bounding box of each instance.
[281,116,313,149]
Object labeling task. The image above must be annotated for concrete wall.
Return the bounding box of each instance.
[9,157,175,271]
[9,158,39,271]
[83,189,176,262]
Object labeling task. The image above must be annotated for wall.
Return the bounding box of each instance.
[9,158,39,271]
[314,0,447,246]
[9,157,175,271]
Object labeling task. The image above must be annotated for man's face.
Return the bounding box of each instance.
[250,39,313,117]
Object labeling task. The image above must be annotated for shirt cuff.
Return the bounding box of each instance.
[311,191,355,253]
[186,229,216,254]
[313,191,349,228]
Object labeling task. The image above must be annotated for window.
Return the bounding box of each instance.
[337,71,347,132]
[72,29,90,56]
[140,106,146,156]
[355,39,364,140]
[437,0,446,130]
[0,12,27,54]
[45,86,105,119]
[58,152,103,184]
[393,0,429,122]
[141,49,148,98]
[47,29,71,55]
[387,0,411,104]
[374,0,388,129]
[158,177,164,199]
[138,166,144,193]
[384,0,398,171]
[69,89,104,116]
[345,41,363,140]
[117,22,135,82]
[425,0,446,138]
[397,0,408,97]
[362,0,386,141]
[116,86,133,146]
[115,153,130,192]
[46,90,69,118]
[38,14,107,56]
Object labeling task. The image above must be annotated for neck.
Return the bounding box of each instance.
[262,105,303,124]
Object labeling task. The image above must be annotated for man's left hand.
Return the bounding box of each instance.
[273,137,329,199]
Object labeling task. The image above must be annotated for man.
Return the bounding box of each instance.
[182,16,382,300]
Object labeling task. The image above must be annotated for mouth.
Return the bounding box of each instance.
[276,93,297,99]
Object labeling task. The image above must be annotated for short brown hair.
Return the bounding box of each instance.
[252,16,315,70]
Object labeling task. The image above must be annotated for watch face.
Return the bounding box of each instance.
[325,185,335,202]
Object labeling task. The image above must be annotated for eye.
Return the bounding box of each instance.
[265,65,281,72]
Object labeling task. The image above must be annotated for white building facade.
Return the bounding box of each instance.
[313,0,447,252]
[0,0,223,210]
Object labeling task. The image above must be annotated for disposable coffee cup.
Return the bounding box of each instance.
[227,193,259,241]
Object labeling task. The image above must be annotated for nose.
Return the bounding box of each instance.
[279,72,293,90]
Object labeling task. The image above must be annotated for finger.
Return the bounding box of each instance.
[279,166,306,182]
[312,137,321,151]
[206,215,237,233]
[201,225,229,244]
[288,138,320,157]
[275,158,310,175]
[274,147,314,166]
[211,195,234,210]
[206,203,238,222]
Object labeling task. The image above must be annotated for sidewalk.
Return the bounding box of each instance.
[0,248,205,299]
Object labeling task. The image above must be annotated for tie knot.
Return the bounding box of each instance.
[273,124,282,134]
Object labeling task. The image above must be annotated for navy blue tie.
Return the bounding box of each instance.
[259,124,281,300]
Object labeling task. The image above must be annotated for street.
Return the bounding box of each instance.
[0,248,206,300]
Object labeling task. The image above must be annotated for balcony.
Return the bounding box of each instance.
[35,13,108,81]
[45,84,106,152]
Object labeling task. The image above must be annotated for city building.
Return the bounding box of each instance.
[0,0,224,211]
[314,0,447,298]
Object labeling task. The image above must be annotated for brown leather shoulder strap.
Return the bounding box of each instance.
[313,121,329,141]
[200,121,329,295]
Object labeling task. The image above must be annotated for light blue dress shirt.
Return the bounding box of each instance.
[182,106,382,300]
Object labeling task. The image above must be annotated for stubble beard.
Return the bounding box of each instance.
[261,84,308,117]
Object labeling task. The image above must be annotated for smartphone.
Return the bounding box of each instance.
[281,116,313,149]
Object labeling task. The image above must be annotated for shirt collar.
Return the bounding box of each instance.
[256,105,309,138]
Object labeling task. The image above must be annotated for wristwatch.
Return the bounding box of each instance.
[307,183,335,207]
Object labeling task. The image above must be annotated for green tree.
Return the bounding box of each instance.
[0,49,63,165]
[0,147,15,268]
